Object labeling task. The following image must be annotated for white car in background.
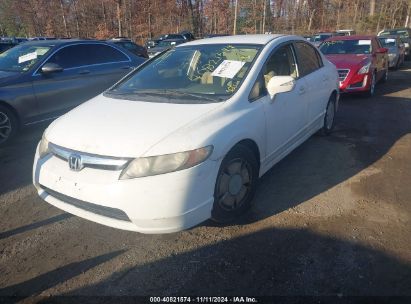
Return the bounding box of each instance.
[33,34,339,234]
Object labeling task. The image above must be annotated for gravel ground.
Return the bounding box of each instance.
[0,63,410,303]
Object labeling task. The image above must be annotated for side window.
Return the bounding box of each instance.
[88,44,129,64]
[47,45,89,69]
[249,44,297,101]
[294,42,322,77]
[47,44,129,69]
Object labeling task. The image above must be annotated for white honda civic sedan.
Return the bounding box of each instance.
[33,35,339,234]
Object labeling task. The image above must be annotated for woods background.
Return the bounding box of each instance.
[1,0,411,44]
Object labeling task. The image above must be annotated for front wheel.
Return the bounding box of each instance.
[0,105,18,147]
[380,68,388,83]
[211,145,259,223]
[365,72,376,97]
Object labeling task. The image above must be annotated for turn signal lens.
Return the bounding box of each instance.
[38,135,50,158]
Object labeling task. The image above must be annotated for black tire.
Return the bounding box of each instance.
[0,105,18,147]
[319,94,336,136]
[211,144,259,223]
[365,72,376,97]
[380,68,388,83]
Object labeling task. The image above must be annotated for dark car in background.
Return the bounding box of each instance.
[147,38,186,58]
[0,39,145,145]
[145,34,189,49]
[108,38,148,58]
[378,28,411,59]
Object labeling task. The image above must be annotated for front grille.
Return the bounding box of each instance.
[41,185,131,222]
[338,69,350,82]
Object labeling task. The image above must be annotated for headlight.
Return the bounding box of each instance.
[120,146,213,179]
[38,135,50,158]
[358,62,371,74]
[388,53,396,58]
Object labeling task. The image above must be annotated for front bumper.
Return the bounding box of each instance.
[33,145,219,234]
[339,71,371,93]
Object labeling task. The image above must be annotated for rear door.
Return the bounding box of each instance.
[32,43,132,120]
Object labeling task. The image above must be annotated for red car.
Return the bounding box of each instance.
[319,35,388,96]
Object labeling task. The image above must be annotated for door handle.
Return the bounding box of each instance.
[78,70,90,75]
[298,86,306,95]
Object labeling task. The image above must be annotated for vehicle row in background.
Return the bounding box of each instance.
[107,37,148,58]
[378,28,411,60]
[145,31,195,49]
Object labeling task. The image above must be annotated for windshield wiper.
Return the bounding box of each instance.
[159,89,223,102]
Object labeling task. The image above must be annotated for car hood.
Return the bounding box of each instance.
[45,94,223,158]
[325,54,370,69]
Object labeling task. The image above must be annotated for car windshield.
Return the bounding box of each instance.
[107,44,261,104]
[312,34,332,42]
[157,40,182,47]
[0,44,52,72]
[379,38,397,47]
[320,39,371,54]
[380,30,409,38]
[165,34,184,40]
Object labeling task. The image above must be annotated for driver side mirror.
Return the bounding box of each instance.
[376,47,388,53]
[40,63,63,74]
[266,76,296,99]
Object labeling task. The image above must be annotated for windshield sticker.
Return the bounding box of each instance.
[322,40,343,46]
[211,60,245,79]
[385,39,396,43]
[18,51,38,64]
[358,40,371,45]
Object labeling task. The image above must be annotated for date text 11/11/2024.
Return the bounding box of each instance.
[149,296,258,303]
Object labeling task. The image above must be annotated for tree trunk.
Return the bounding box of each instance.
[59,0,69,37]
[117,0,122,37]
[369,0,375,16]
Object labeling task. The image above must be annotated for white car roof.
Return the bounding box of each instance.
[180,34,286,46]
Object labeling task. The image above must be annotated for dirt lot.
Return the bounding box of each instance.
[0,63,410,303]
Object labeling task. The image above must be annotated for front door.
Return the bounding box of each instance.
[258,44,309,166]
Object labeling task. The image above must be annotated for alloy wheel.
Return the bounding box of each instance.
[0,111,12,144]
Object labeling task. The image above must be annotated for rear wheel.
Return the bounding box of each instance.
[211,145,259,223]
[0,105,18,147]
[319,95,336,136]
